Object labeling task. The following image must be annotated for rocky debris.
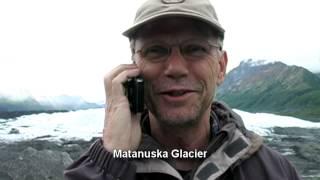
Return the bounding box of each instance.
[8,128,20,134]
[0,130,319,180]
[0,146,72,180]
[264,127,320,179]
[0,138,96,180]
[60,138,98,160]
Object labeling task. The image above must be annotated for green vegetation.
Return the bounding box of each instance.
[217,60,320,122]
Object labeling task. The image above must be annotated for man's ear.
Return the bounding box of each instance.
[217,51,228,85]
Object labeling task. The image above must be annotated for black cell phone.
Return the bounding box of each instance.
[123,76,144,113]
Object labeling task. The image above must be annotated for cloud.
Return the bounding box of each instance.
[0,0,319,102]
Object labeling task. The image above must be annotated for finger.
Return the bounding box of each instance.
[111,68,141,98]
[104,64,138,87]
[131,112,142,123]
[104,64,139,97]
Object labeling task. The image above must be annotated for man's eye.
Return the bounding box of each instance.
[142,45,168,59]
[183,44,208,57]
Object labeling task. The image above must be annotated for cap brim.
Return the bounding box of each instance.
[122,12,225,38]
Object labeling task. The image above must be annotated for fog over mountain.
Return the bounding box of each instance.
[0,94,103,113]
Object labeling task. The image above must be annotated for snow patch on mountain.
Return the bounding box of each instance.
[241,59,277,67]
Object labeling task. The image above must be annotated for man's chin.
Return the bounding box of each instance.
[154,107,200,127]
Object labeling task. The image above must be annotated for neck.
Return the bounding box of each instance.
[149,108,211,170]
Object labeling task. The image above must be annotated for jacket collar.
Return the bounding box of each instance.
[137,101,248,153]
[133,101,263,180]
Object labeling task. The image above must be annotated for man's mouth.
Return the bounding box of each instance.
[160,89,195,97]
[162,90,190,96]
[156,86,198,104]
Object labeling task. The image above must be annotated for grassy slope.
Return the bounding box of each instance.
[217,62,320,122]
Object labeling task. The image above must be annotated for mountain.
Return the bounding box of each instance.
[0,96,43,112]
[34,95,103,110]
[0,95,103,118]
[217,59,320,122]
[316,73,320,78]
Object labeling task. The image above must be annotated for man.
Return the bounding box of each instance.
[64,0,301,179]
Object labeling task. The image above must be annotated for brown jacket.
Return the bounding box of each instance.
[64,102,301,180]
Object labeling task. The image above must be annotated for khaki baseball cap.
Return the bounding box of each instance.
[122,0,225,38]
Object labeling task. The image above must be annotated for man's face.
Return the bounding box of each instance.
[133,18,227,127]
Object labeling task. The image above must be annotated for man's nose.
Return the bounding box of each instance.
[163,47,189,79]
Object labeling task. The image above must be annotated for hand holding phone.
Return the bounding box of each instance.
[103,64,142,151]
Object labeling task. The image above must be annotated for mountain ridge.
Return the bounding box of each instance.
[0,94,103,111]
[0,95,103,118]
[217,59,320,122]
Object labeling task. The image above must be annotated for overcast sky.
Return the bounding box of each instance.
[0,0,319,102]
